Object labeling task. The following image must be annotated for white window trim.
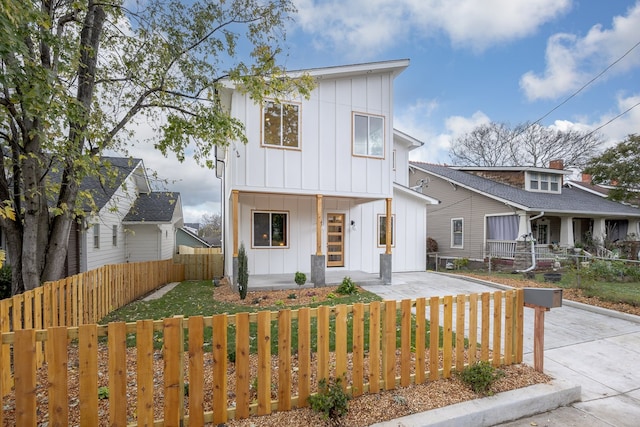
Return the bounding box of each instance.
[451,218,464,249]
[352,111,385,159]
[377,214,395,248]
[251,210,290,249]
[93,224,100,249]
[261,100,302,150]
[525,171,562,194]
[112,225,118,247]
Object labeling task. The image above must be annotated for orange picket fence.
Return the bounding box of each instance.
[0,289,524,426]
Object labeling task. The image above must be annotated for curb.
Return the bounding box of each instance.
[370,379,581,427]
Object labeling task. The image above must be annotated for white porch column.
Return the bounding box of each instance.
[629,219,640,238]
[592,218,606,246]
[559,217,574,247]
[516,211,529,241]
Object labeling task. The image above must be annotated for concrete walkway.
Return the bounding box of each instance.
[361,272,640,427]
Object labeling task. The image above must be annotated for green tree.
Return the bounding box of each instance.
[450,121,603,168]
[582,134,640,205]
[0,0,313,294]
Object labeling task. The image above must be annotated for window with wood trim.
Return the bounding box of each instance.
[353,113,384,157]
[262,101,300,148]
[253,211,288,248]
[378,214,395,247]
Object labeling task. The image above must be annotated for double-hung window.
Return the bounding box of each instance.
[353,113,384,157]
[451,218,463,248]
[253,211,288,248]
[112,225,118,247]
[262,101,300,148]
[93,224,100,249]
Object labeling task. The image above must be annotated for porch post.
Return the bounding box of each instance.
[592,218,606,246]
[514,211,533,271]
[380,198,392,285]
[311,195,325,286]
[629,219,640,238]
[232,190,239,287]
[516,211,529,240]
[559,217,575,247]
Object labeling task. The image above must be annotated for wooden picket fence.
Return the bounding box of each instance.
[0,259,184,398]
[173,253,223,279]
[0,289,524,426]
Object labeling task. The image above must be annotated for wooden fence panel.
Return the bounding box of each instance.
[516,289,524,363]
[297,308,311,406]
[108,322,127,426]
[46,327,68,426]
[235,312,251,418]
[429,296,440,381]
[189,316,205,426]
[414,298,426,384]
[456,294,465,371]
[163,317,184,427]
[468,293,478,365]
[351,303,365,397]
[136,320,155,427]
[335,305,347,383]
[481,292,490,361]
[0,299,11,394]
[369,302,381,393]
[317,306,330,383]
[79,324,98,426]
[442,295,453,378]
[277,309,292,411]
[257,311,271,416]
[400,299,411,387]
[504,291,514,365]
[493,291,503,367]
[382,300,396,390]
[14,329,36,427]
[212,314,228,424]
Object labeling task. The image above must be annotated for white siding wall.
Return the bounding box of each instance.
[124,225,160,263]
[393,143,411,187]
[229,72,394,198]
[84,175,138,271]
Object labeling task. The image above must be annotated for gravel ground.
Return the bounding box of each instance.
[1,281,558,426]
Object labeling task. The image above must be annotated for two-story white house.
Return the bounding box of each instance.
[218,59,438,285]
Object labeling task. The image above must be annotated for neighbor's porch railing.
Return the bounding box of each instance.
[486,240,569,260]
[1,290,524,425]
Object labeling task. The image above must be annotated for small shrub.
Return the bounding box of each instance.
[336,276,358,295]
[275,300,285,308]
[326,292,336,299]
[237,243,248,300]
[294,271,307,286]
[308,376,351,421]
[457,361,505,395]
[287,293,297,299]
[98,386,110,400]
[427,237,438,253]
[453,257,469,270]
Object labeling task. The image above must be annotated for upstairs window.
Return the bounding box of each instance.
[262,101,300,148]
[253,211,288,248]
[93,224,100,249]
[527,172,561,194]
[353,113,384,158]
[112,225,117,247]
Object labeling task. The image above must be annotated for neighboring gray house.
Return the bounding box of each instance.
[410,161,640,268]
[176,227,211,250]
[68,157,183,274]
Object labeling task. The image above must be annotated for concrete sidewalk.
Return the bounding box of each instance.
[362,272,640,427]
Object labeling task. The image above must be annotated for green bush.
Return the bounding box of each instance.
[98,386,110,400]
[336,276,358,295]
[308,376,350,421]
[237,243,248,300]
[294,271,306,286]
[457,361,505,395]
[0,265,11,299]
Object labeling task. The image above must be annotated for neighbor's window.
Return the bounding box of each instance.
[378,214,395,247]
[93,224,100,249]
[530,172,539,190]
[550,175,559,191]
[253,211,288,248]
[451,218,463,248]
[112,225,117,247]
[528,172,561,193]
[262,101,300,148]
[353,113,384,157]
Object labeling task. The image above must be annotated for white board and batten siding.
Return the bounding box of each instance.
[229,72,394,198]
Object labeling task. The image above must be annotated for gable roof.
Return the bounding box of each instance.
[177,227,211,247]
[79,157,149,211]
[411,162,640,218]
[123,192,182,224]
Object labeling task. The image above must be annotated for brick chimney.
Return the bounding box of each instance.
[549,159,564,170]
[581,173,591,183]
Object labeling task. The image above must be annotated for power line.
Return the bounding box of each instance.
[584,101,640,138]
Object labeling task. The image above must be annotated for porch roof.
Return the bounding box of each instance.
[411,163,640,218]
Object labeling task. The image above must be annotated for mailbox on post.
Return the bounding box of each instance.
[523,288,562,309]
[523,287,563,373]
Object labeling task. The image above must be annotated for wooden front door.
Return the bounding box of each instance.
[327,213,345,267]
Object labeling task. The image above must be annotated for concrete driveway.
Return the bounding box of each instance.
[362,271,640,427]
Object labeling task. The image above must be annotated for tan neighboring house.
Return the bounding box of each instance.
[410,160,640,269]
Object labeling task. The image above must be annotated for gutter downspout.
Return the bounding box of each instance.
[518,212,545,273]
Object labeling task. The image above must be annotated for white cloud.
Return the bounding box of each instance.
[293,0,571,55]
[520,2,640,100]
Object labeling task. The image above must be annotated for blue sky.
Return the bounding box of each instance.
[129,0,640,222]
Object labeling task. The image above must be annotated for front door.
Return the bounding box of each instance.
[327,213,344,267]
